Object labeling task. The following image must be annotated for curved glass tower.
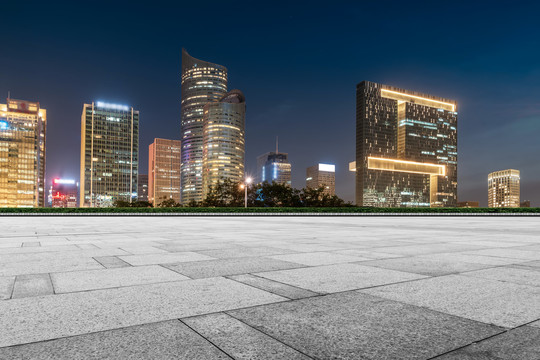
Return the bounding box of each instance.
[181,49,227,204]
[202,90,246,199]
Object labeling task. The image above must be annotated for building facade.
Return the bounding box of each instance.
[80,101,139,207]
[181,49,228,204]
[256,152,292,186]
[488,169,520,208]
[50,178,78,208]
[356,81,458,207]
[306,163,336,196]
[137,174,148,202]
[457,201,479,208]
[149,138,181,206]
[0,98,46,207]
[202,90,246,199]
[520,200,531,208]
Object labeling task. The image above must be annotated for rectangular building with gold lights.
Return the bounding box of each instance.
[356,81,457,207]
[80,101,139,207]
[0,98,47,207]
[149,138,181,206]
[488,169,520,208]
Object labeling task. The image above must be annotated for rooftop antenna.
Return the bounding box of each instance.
[7,91,10,100]
[276,136,278,154]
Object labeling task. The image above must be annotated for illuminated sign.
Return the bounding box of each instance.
[0,120,8,130]
[53,179,76,185]
[367,157,445,176]
[318,164,335,172]
[96,101,129,111]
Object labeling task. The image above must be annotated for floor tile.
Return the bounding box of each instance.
[11,274,54,299]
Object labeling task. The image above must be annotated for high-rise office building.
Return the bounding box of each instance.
[256,152,292,186]
[0,98,46,207]
[306,164,336,196]
[137,174,148,202]
[80,101,139,207]
[356,81,458,207]
[457,201,479,208]
[520,200,531,208]
[181,49,228,204]
[50,178,78,208]
[488,169,520,208]
[149,138,181,206]
[202,90,246,199]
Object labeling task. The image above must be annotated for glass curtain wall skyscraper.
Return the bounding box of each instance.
[256,152,292,186]
[181,49,227,204]
[306,164,336,196]
[0,98,46,207]
[488,169,520,207]
[356,81,457,207]
[202,90,246,199]
[149,138,181,206]
[80,101,139,207]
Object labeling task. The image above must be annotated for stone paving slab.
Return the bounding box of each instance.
[0,276,15,299]
[436,325,540,360]
[0,277,285,347]
[360,256,493,276]
[11,274,54,299]
[93,256,132,268]
[461,267,540,287]
[196,246,295,259]
[229,291,503,360]
[165,257,305,279]
[268,252,370,266]
[51,265,190,293]
[227,274,320,300]
[362,275,540,328]
[255,263,427,293]
[0,320,230,360]
[118,252,216,266]
[184,313,311,359]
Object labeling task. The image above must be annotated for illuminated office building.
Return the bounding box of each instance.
[0,98,46,207]
[137,174,148,202]
[356,81,458,207]
[457,201,479,208]
[306,164,336,196]
[202,90,245,199]
[488,169,520,208]
[149,138,181,206]
[50,178,78,208]
[256,152,292,186]
[181,49,228,204]
[520,200,531,208]
[80,101,139,207]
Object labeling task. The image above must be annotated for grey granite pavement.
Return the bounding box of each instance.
[0,216,539,359]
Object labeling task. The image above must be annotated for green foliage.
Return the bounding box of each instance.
[158,198,181,208]
[113,200,152,208]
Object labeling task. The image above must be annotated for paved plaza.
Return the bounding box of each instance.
[0,216,539,359]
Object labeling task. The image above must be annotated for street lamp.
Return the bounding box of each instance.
[241,177,252,208]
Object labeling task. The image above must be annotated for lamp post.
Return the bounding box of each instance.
[241,177,252,208]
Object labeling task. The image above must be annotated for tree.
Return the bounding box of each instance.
[159,198,181,207]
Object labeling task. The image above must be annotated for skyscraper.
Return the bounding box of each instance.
[137,174,148,202]
[488,169,520,208]
[256,152,292,186]
[80,101,139,207]
[306,164,336,196]
[0,98,46,207]
[181,49,228,204]
[50,178,78,208]
[356,81,457,207]
[202,90,246,199]
[149,138,181,206]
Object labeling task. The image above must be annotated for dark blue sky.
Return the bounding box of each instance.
[2,2,539,205]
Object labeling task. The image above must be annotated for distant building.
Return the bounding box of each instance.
[202,90,246,200]
[181,49,228,204]
[50,178,78,208]
[488,169,520,208]
[457,201,479,208]
[149,138,181,206]
[256,151,291,186]
[520,200,531,208]
[80,101,139,207]
[306,164,336,196]
[137,174,148,202]
[356,81,457,207]
[0,98,47,207]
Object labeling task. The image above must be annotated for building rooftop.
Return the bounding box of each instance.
[0,216,538,358]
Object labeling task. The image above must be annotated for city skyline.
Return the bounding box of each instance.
[2,3,539,206]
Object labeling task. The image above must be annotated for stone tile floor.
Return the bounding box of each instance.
[0,216,539,359]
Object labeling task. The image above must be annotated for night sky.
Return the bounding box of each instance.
[2,2,539,206]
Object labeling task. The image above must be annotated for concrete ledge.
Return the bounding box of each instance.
[0,212,538,216]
